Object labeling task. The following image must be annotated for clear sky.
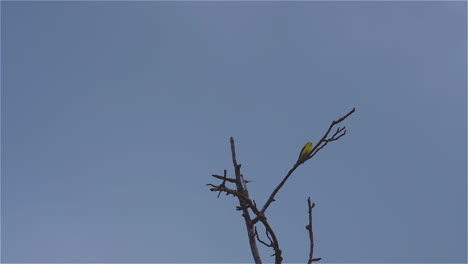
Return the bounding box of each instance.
[1,1,466,263]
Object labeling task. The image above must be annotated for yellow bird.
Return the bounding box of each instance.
[297,141,313,163]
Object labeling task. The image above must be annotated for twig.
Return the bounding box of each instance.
[304,108,355,162]
[207,109,355,263]
[229,138,283,263]
[208,138,283,264]
[208,184,248,199]
[255,226,273,247]
[306,197,321,264]
[229,137,263,264]
[211,174,252,183]
[217,170,228,198]
[260,217,282,263]
[260,108,355,214]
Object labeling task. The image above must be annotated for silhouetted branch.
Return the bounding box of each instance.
[207,138,284,264]
[230,137,262,264]
[207,184,247,199]
[211,174,252,183]
[207,108,355,264]
[261,108,356,214]
[255,226,273,247]
[217,170,227,198]
[306,197,321,263]
[305,108,355,162]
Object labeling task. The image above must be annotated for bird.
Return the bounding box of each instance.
[297,141,313,163]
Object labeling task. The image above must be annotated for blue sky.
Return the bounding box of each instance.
[1,1,466,263]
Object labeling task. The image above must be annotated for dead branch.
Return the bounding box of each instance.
[211,174,252,183]
[208,138,283,263]
[229,137,263,264]
[306,197,321,263]
[260,108,355,214]
[255,226,273,247]
[207,107,355,264]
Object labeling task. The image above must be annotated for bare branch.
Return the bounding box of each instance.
[217,170,228,198]
[255,226,273,247]
[260,217,283,263]
[261,108,355,214]
[260,163,298,214]
[306,197,320,264]
[209,184,247,199]
[207,138,283,264]
[229,137,262,264]
[304,108,355,162]
[265,226,273,244]
[207,109,355,263]
[211,174,252,183]
[245,202,283,263]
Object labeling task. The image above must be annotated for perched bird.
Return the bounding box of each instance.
[297,141,313,163]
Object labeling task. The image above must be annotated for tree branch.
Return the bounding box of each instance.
[207,108,355,264]
[211,174,252,183]
[255,226,273,247]
[261,108,355,214]
[229,137,263,264]
[208,138,284,264]
[306,197,321,264]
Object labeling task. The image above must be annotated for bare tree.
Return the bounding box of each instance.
[207,108,355,264]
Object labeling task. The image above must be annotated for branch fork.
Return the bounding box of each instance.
[207,108,355,264]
